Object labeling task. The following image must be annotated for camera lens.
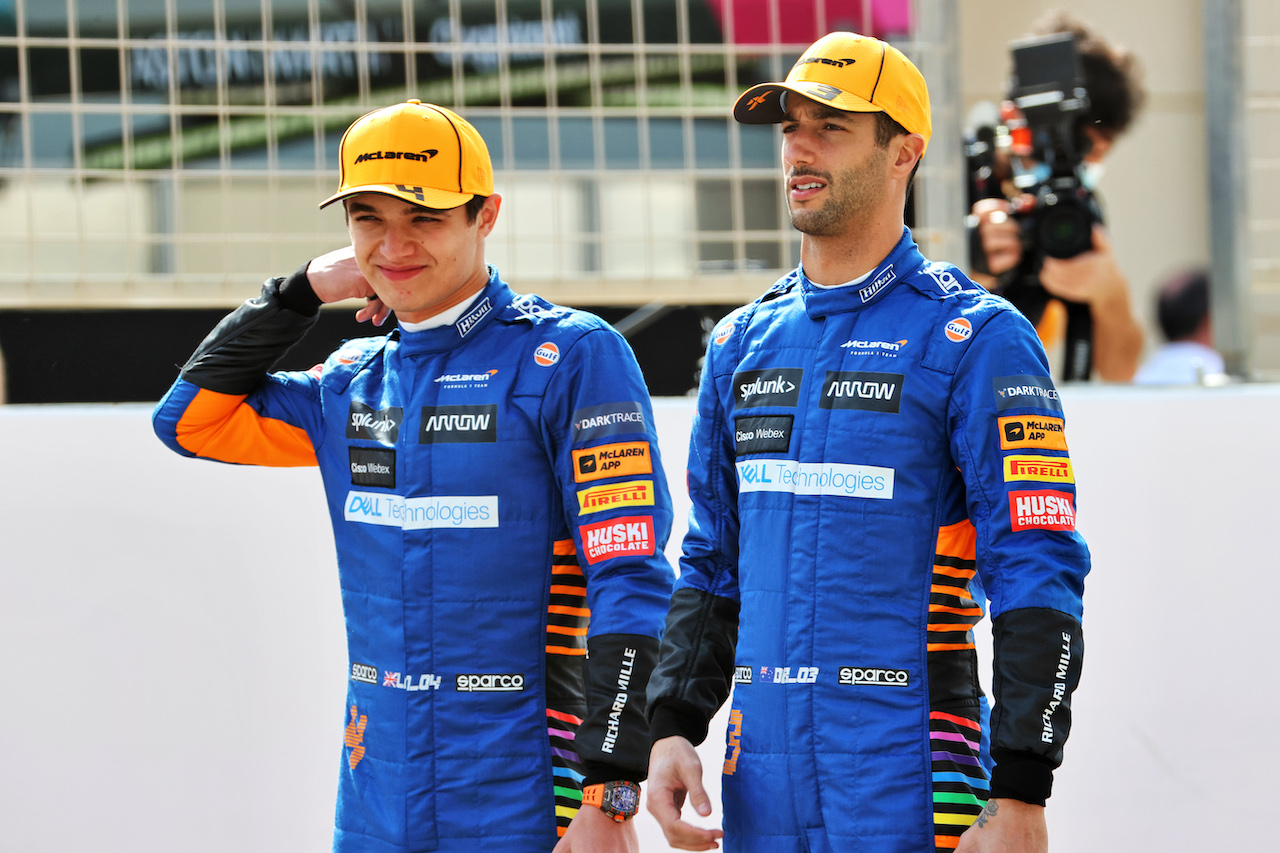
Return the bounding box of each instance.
[1035,200,1094,258]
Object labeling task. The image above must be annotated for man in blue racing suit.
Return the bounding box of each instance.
[153,101,674,853]
[645,33,1090,853]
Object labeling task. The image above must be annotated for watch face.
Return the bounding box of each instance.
[606,783,639,815]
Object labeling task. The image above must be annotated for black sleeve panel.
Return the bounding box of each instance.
[181,268,320,395]
[989,607,1084,805]
[645,587,740,746]
[577,633,659,786]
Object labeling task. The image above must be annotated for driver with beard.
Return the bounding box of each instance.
[644,31,1090,853]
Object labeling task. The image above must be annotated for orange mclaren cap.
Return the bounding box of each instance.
[319,100,494,209]
[733,32,932,154]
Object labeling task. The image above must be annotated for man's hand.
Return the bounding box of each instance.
[647,736,725,851]
[955,798,1048,853]
[1039,225,1143,381]
[304,246,392,326]
[552,802,639,853]
[972,198,1024,276]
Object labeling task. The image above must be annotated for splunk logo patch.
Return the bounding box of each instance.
[347,402,402,444]
[733,368,804,409]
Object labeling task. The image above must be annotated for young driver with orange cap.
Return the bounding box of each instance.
[154,101,674,853]
[645,32,1090,853]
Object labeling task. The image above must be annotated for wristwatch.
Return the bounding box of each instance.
[581,780,641,821]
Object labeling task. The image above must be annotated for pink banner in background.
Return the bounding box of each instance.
[703,0,912,44]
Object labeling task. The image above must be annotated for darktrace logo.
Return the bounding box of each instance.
[419,405,498,444]
[733,368,804,409]
[820,371,904,413]
[347,402,402,444]
[993,375,1062,413]
[353,149,438,165]
[571,401,646,442]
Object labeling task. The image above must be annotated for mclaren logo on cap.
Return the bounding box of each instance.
[353,149,439,165]
[796,56,857,68]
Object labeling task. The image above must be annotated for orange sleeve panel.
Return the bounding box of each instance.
[176,387,317,467]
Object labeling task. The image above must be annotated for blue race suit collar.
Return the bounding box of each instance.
[800,228,927,319]
[393,266,512,355]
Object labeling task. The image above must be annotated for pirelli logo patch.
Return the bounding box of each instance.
[572,441,653,483]
[998,415,1069,451]
[1003,454,1074,484]
[577,480,655,514]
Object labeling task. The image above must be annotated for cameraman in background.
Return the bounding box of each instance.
[969,11,1146,382]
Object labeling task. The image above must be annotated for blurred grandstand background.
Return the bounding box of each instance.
[0,0,1275,401]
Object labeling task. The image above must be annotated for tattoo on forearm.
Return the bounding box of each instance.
[975,800,999,828]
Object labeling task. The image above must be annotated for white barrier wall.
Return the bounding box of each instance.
[2,387,1277,852]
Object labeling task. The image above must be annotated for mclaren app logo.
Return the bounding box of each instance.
[733,368,804,409]
[572,442,653,483]
[999,416,1069,451]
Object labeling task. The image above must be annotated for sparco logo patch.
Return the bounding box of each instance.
[838,667,910,687]
[733,666,753,684]
[998,416,1069,451]
[577,481,655,514]
[733,368,804,409]
[571,401,647,442]
[351,663,378,684]
[734,415,793,455]
[1003,455,1075,484]
[580,515,656,564]
[349,447,396,489]
[419,405,498,444]
[819,371,904,413]
[1009,489,1076,532]
[347,403,402,444]
[572,441,653,483]
[993,375,1063,413]
[456,673,525,692]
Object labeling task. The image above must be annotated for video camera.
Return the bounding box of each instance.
[966,32,1101,380]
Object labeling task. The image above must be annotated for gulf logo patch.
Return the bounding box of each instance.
[944,317,972,342]
[534,341,560,366]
